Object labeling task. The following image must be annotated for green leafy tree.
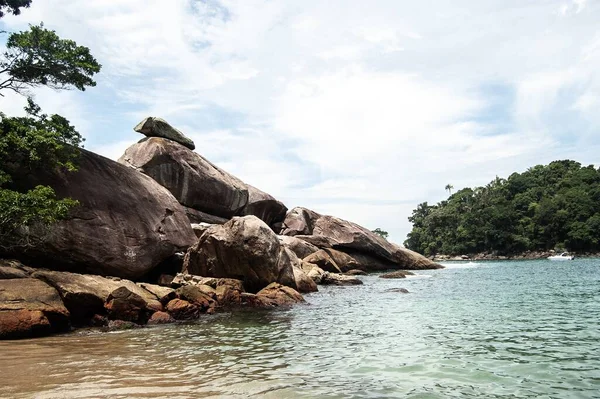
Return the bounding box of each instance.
[1,24,101,95]
[0,0,31,18]
[445,184,454,195]
[372,228,389,240]
[405,161,600,255]
[0,7,101,249]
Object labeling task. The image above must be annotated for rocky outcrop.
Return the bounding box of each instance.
[321,272,363,286]
[277,247,317,293]
[191,223,213,238]
[278,236,319,259]
[240,185,287,228]
[303,250,343,273]
[184,207,229,225]
[280,207,442,271]
[105,287,150,323]
[175,285,216,313]
[300,262,363,286]
[0,278,70,339]
[256,283,305,307]
[134,117,195,150]
[119,137,248,219]
[293,265,318,293]
[7,149,196,280]
[31,270,164,323]
[379,270,414,279]
[183,216,296,292]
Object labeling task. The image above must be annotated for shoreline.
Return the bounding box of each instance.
[431,251,600,261]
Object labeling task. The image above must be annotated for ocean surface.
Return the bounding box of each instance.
[1,259,599,398]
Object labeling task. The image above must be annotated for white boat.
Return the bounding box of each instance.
[548,252,575,261]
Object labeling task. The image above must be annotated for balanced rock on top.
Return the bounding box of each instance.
[134,117,196,150]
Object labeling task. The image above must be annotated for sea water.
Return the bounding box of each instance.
[1,259,599,398]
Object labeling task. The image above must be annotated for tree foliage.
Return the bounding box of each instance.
[0,0,31,18]
[372,228,389,240]
[0,100,83,245]
[405,160,600,255]
[1,24,101,95]
[0,9,101,248]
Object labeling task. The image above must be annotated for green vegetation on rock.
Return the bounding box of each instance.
[372,228,389,240]
[405,160,600,255]
[0,7,101,248]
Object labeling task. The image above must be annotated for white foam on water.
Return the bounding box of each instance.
[439,261,482,269]
[406,274,432,279]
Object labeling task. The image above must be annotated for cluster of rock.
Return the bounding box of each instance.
[119,118,287,229]
[0,117,442,339]
[0,259,304,339]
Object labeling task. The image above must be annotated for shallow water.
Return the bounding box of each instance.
[1,259,599,398]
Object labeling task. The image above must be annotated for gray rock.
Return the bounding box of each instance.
[119,137,248,219]
[134,117,195,150]
[32,270,163,322]
[281,207,443,270]
[184,207,229,225]
[183,216,296,292]
[278,235,320,259]
[239,184,288,229]
[7,149,196,279]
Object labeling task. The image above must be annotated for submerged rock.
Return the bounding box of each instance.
[385,288,410,294]
[134,116,196,150]
[345,269,368,276]
[379,271,413,279]
[148,311,174,325]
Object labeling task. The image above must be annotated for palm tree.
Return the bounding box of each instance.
[445,184,454,196]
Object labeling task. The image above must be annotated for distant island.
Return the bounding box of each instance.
[404,160,600,257]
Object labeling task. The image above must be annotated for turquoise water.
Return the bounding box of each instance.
[1,259,599,398]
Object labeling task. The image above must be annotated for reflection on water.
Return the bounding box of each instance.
[1,259,600,398]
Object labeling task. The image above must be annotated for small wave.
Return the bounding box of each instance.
[406,274,432,279]
[439,262,482,269]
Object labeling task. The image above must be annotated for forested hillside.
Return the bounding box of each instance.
[405,160,600,256]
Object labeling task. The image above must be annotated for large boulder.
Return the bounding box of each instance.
[0,278,70,339]
[105,287,149,323]
[32,270,163,323]
[119,137,248,219]
[281,207,442,270]
[184,207,229,225]
[134,117,195,150]
[183,216,296,292]
[303,250,343,273]
[278,236,319,259]
[278,247,317,293]
[240,185,287,228]
[6,149,196,279]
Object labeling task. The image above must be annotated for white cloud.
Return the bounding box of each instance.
[2,0,600,243]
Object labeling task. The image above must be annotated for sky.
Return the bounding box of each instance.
[1,0,599,244]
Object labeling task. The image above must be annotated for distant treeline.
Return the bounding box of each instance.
[405,160,600,255]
